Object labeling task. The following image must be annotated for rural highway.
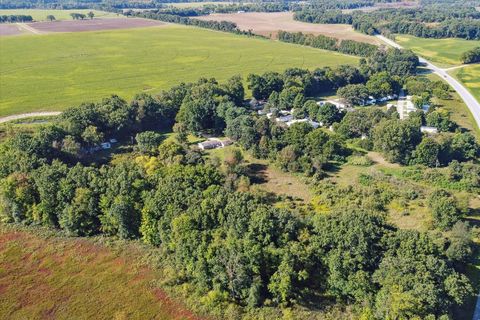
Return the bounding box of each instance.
[377,34,480,320]
[376,35,480,129]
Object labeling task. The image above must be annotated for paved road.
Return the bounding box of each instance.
[376,35,480,128]
[0,112,61,124]
[377,34,480,320]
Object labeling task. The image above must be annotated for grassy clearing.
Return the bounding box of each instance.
[0,224,201,320]
[0,9,118,21]
[0,24,358,117]
[204,145,314,202]
[395,35,480,67]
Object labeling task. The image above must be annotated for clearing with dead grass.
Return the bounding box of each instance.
[0,225,201,320]
[195,12,381,44]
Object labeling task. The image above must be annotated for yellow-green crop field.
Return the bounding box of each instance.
[452,64,480,105]
[395,35,480,67]
[0,9,118,21]
[0,24,358,117]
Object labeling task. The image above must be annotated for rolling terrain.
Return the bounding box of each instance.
[395,35,480,67]
[196,12,381,44]
[0,24,358,117]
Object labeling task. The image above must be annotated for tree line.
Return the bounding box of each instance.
[294,4,480,40]
[278,30,379,57]
[461,46,480,64]
[0,15,33,23]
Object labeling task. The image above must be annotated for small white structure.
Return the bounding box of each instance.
[101,142,111,150]
[397,96,430,120]
[197,138,233,150]
[421,126,438,134]
[286,119,321,128]
[276,114,294,123]
[109,138,118,144]
[318,99,347,110]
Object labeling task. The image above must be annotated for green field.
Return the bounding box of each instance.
[0,9,118,21]
[0,25,358,117]
[452,64,480,104]
[395,35,480,67]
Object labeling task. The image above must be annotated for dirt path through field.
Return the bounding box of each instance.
[16,22,42,34]
[0,112,61,124]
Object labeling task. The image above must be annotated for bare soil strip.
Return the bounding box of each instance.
[0,112,61,124]
[0,24,24,36]
[16,22,42,34]
[195,12,381,45]
[27,17,165,34]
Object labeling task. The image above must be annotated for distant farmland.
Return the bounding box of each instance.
[0,25,358,117]
[452,65,480,104]
[0,9,118,21]
[395,35,480,67]
[195,12,381,44]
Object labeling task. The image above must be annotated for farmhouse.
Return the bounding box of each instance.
[397,95,430,120]
[318,99,349,110]
[198,138,233,150]
[286,118,321,128]
[420,126,438,134]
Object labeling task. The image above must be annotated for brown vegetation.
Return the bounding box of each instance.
[27,17,165,33]
[195,12,381,44]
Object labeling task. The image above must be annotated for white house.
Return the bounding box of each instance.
[286,118,321,128]
[197,138,233,150]
[421,126,438,134]
[397,96,430,120]
[318,99,347,110]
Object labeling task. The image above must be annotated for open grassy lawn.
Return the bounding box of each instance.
[0,225,201,320]
[0,9,118,21]
[0,24,358,117]
[395,35,480,67]
[452,64,480,109]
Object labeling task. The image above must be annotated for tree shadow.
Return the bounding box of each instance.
[246,163,268,184]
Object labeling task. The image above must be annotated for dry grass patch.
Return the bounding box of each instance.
[0,225,202,320]
[195,12,381,44]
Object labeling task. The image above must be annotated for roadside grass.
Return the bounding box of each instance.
[0,24,358,117]
[0,224,201,320]
[0,9,118,21]
[423,72,480,139]
[395,35,480,67]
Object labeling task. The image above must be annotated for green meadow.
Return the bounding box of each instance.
[395,35,480,67]
[0,9,118,21]
[452,64,480,104]
[0,25,358,117]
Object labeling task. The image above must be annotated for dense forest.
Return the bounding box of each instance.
[1,45,479,318]
[278,30,378,57]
